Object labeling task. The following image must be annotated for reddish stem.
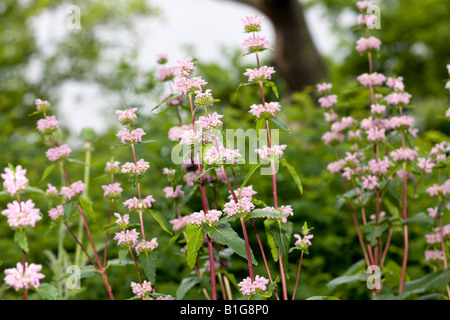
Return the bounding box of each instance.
[292,251,304,300]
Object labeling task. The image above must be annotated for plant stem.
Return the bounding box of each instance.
[22,250,27,300]
[292,251,304,300]
[240,217,255,282]
[129,248,143,284]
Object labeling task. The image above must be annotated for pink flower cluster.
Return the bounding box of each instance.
[243,66,275,83]
[197,112,223,130]
[356,36,381,52]
[163,185,184,199]
[189,209,223,226]
[36,115,59,134]
[242,14,263,33]
[426,179,450,197]
[115,108,137,125]
[194,89,214,107]
[249,101,281,118]
[60,180,85,200]
[255,144,287,160]
[294,233,314,247]
[116,128,146,144]
[425,250,444,261]
[105,161,120,174]
[1,165,28,195]
[48,205,64,220]
[135,238,158,254]
[169,215,192,231]
[114,212,130,229]
[131,280,153,299]
[238,275,269,296]
[121,159,149,175]
[203,144,242,165]
[114,229,139,247]
[262,205,293,223]
[223,188,255,218]
[1,199,42,228]
[357,72,386,87]
[242,35,270,53]
[123,195,156,211]
[4,262,45,291]
[46,144,71,162]
[101,182,123,199]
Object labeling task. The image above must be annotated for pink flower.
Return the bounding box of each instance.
[417,158,435,174]
[327,160,346,174]
[390,147,418,162]
[179,129,201,146]
[175,76,207,95]
[175,57,196,77]
[362,175,379,190]
[101,182,123,199]
[331,116,355,132]
[204,145,241,165]
[386,76,405,92]
[316,82,332,93]
[425,250,444,261]
[1,165,28,196]
[35,98,51,111]
[322,131,344,145]
[45,183,59,198]
[446,107,450,118]
[161,92,184,105]
[242,35,270,53]
[370,211,386,220]
[48,205,64,220]
[324,111,339,123]
[36,116,59,134]
[189,209,223,226]
[135,238,158,254]
[114,212,130,228]
[116,128,145,144]
[366,127,385,142]
[114,229,139,247]
[294,234,314,247]
[158,67,176,81]
[368,157,391,175]
[242,15,264,33]
[183,171,198,187]
[194,89,214,107]
[170,215,192,231]
[156,53,168,65]
[1,199,42,228]
[357,72,386,87]
[356,36,381,52]
[238,275,269,296]
[255,145,287,160]
[426,184,442,197]
[389,116,414,130]
[249,102,281,118]
[121,159,149,175]
[115,108,137,124]
[105,161,120,174]
[60,180,85,200]
[262,205,293,223]
[356,1,372,11]
[123,195,156,211]
[131,280,153,299]
[163,168,175,176]
[243,66,275,82]
[427,207,439,219]
[318,94,338,109]
[371,104,386,116]
[445,81,450,92]
[223,197,254,217]
[230,185,257,199]
[45,144,71,162]
[4,262,45,291]
[163,185,184,199]
[197,112,223,130]
[168,125,190,141]
[385,92,412,105]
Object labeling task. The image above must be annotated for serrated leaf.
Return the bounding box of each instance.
[36,283,62,300]
[204,223,257,265]
[269,220,293,277]
[138,251,158,283]
[41,164,56,182]
[361,224,389,246]
[186,223,205,269]
[118,248,129,264]
[280,158,303,195]
[264,220,279,262]
[14,229,29,253]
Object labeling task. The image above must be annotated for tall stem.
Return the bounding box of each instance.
[292,251,304,300]
[22,250,27,300]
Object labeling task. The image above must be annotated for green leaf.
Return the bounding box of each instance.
[138,251,158,283]
[248,209,286,220]
[186,223,205,269]
[25,186,45,195]
[152,92,181,112]
[264,220,279,262]
[14,229,29,253]
[79,197,96,222]
[204,223,257,265]
[326,273,368,291]
[268,220,293,277]
[268,116,289,132]
[361,224,389,246]
[402,212,434,227]
[118,248,129,264]
[235,82,255,95]
[176,276,201,300]
[36,283,62,300]
[149,210,173,235]
[195,167,215,181]
[41,164,56,182]
[63,200,78,224]
[140,140,158,144]
[67,158,89,166]
[240,162,262,190]
[264,81,279,98]
[306,296,341,300]
[255,118,265,140]
[403,269,450,294]
[280,158,303,195]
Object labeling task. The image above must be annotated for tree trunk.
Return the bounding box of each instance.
[230,0,327,95]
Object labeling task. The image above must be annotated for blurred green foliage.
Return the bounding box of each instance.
[0,0,449,300]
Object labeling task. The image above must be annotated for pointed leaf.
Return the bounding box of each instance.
[138,251,158,283]
[41,164,56,182]
[36,283,62,300]
[268,116,289,132]
[269,220,293,276]
[79,197,96,222]
[14,229,29,253]
[186,223,205,269]
[176,276,201,300]
[280,158,303,195]
[149,210,173,235]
